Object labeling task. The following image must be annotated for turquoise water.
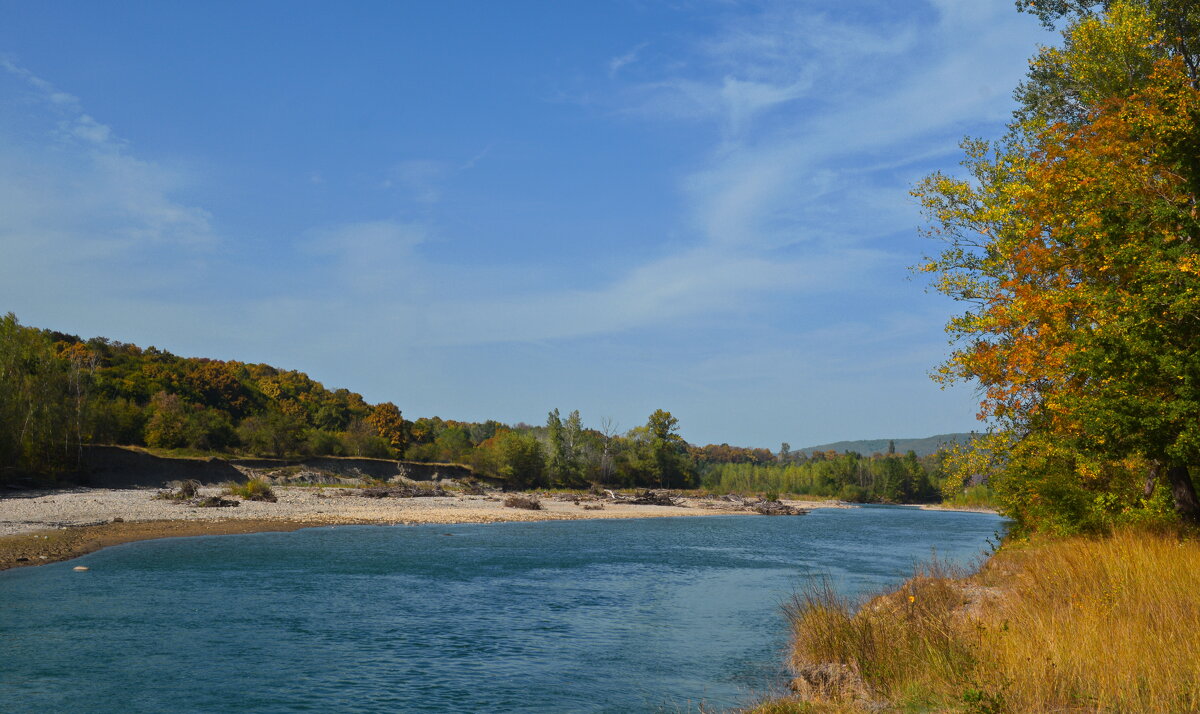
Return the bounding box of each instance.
[0,506,1003,713]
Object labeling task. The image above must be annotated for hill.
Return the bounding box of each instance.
[797,432,975,458]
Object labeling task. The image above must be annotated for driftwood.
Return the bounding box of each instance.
[153,479,202,501]
[597,489,682,506]
[192,496,239,508]
[504,494,543,510]
[752,499,808,516]
[628,490,681,506]
[358,485,449,499]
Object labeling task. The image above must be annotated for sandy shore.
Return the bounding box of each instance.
[0,486,839,570]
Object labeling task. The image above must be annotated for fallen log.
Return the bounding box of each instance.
[358,485,449,498]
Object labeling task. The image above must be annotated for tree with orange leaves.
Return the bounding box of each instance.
[916,3,1200,527]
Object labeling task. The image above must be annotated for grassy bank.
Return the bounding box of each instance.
[750,528,1200,712]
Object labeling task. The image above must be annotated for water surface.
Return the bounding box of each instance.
[0,506,1003,712]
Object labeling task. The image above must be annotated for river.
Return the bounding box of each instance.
[0,506,1003,713]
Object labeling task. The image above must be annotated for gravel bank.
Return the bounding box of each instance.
[0,487,841,570]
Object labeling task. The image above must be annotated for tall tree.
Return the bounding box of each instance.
[640,409,693,489]
[916,3,1200,525]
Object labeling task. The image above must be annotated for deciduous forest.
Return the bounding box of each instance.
[0,312,946,500]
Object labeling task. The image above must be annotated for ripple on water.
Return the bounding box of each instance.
[0,508,1004,713]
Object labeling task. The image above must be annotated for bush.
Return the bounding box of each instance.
[224,478,277,502]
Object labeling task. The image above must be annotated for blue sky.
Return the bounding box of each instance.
[0,1,1052,448]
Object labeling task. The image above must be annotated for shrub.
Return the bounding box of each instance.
[224,478,278,502]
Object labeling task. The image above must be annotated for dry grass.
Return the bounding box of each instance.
[224,478,277,502]
[764,528,1200,712]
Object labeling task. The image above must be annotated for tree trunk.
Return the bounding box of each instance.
[1164,463,1200,524]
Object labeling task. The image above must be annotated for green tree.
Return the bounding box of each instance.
[0,314,75,476]
[238,410,307,458]
[496,431,546,489]
[635,409,694,489]
[916,3,1200,527]
[545,408,586,487]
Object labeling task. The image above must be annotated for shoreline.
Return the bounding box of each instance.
[916,503,999,515]
[0,486,842,571]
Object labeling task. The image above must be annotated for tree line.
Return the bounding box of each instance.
[0,313,958,499]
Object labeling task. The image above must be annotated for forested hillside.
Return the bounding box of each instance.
[0,313,958,500]
[796,433,974,459]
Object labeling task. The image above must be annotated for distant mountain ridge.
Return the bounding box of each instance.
[797,433,975,458]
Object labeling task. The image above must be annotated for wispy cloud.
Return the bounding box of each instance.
[608,42,649,77]
[381,159,453,203]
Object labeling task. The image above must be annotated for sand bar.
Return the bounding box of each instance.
[0,486,840,570]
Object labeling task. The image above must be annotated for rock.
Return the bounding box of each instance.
[73,566,89,571]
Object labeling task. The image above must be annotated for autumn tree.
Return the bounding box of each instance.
[916,3,1200,526]
[367,401,406,456]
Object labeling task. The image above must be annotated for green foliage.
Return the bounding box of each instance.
[342,419,393,458]
[0,313,81,477]
[701,451,942,503]
[494,431,546,489]
[545,408,586,488]
[236,411,306,458]
[630,409,695,489]
[917,1,1200,530]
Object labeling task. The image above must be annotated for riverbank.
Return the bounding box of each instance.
[0,486,841,570]
[916,503,999,515]
[750,527,1200,712]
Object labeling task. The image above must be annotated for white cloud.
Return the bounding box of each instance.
[608,42,649,77]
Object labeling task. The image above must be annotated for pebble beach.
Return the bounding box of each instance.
[0,486,841,570]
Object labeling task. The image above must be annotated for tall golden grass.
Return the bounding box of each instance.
[752,528,1200,712]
